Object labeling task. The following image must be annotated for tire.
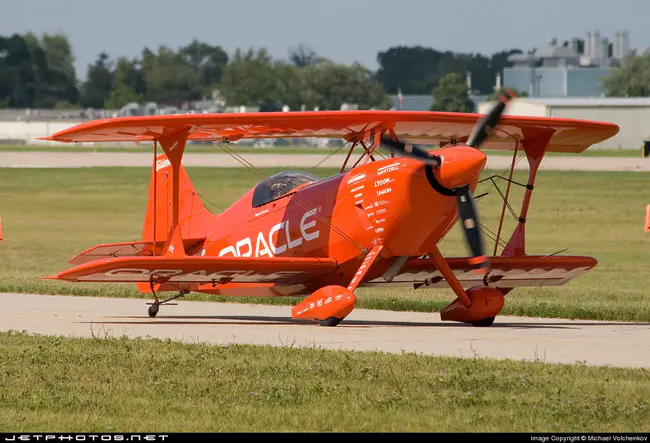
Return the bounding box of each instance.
[318,317,342,327]
[148,304,159,318]
[471,317,495,327]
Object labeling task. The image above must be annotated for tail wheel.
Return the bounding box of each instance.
[148,304,159,318]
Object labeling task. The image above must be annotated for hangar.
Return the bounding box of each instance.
[477,97,650,151]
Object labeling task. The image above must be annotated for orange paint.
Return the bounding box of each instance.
[40,111,618,326]
[292,285,356,326]
[440,286,505,325]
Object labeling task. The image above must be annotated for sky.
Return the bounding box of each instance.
[2,0,650,80]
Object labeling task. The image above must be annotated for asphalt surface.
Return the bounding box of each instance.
[2,293,648,368]
[1,151,650,171]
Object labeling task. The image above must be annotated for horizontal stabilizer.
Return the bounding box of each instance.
[364,255,597,289]
[49,255,339,285]
[68,238,207,265]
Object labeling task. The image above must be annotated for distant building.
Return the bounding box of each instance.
[503,31,635,98]
[477,97,650,150]
[388,93,489,112]
[389,94,434,111]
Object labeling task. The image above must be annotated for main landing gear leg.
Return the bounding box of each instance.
[427,246,504,327]
[292,245,384,327]
[146,278,189,318]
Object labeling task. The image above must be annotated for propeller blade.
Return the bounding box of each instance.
[466,88,516,149]
[455,185,489,274]
[380,137,441,167]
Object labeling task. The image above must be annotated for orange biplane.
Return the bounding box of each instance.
[41,92,619,327]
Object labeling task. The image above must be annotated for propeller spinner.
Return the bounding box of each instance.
[380,88,515,273]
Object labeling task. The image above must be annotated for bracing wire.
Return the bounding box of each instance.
[211,140,369,253]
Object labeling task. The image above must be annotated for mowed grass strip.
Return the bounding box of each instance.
[0,166,649,321]
[0,331,648,432]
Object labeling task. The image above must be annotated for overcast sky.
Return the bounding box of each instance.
[3,0,650,80]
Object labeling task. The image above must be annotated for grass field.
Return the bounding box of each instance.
[0,143,644,157]
[0,166,649,321]
[0,331,648,432]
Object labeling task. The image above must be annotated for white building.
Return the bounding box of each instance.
[477,97,650,150]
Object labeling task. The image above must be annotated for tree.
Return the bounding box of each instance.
[603,54,650,97]
[80,52,114,108]
[376,45,523,96]
[0,34,38,108]
[289,43,318,67]
[141,46,203,104]
[180,39,229,88]
[0,32,77,108]
[104,57,144,108]
[40,33,79,106]
[430,72,474,113]
[486,87,528,101]
[219,47,285,107]
[303,61,390,110]
[376,46,443,94]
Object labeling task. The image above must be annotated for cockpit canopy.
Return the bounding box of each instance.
[252,171,319,207]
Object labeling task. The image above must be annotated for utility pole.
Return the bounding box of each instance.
[528,49,537,97]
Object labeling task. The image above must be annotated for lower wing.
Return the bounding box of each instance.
[47,256,338,285]
[363,255,596,289]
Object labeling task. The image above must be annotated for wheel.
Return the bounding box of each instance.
[148,304,159,318]
[318,317,342,327]
[471,317,495,327]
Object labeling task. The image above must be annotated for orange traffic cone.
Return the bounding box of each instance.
[645,205,650,232]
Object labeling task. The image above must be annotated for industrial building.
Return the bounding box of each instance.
[503,30,640,98]
[477,97,650,150]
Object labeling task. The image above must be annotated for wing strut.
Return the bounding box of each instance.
[152,139,158,257]
[501,129,554,258]
[156,128,191,257]
[492,139,520,255]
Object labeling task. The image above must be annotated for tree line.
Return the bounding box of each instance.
[0,33,647,113]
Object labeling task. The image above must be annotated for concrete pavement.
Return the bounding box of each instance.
[1,151,650,171]
[1,293,648,368]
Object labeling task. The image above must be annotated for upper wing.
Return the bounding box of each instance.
[47,255,338,284]
[363,255,597,289]
[40,110,619,153]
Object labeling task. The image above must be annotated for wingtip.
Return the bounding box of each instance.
[36,136,55,141]
[40,275,61,280]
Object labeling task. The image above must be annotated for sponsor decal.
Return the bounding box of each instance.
[155,158,171,172]
[295,294,343,316]
[376,188,391,196]
[377,162,400,175]
[347,173,366,185]
[219,208,320,258]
